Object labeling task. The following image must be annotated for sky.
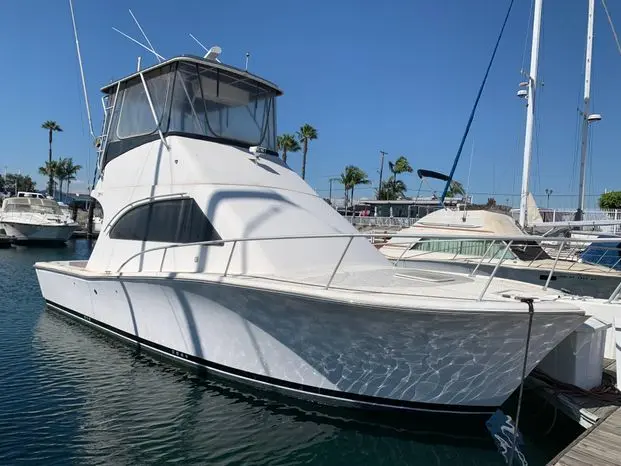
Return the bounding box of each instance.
[1,0,621,209]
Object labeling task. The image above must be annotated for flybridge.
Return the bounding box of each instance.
[98,55,281,168]
[68,1,282,176]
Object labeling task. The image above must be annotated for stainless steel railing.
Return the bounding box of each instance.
[115,232,621,302]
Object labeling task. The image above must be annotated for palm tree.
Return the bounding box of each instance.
[348,166,370,210]
[38,160,59,197]
[339,165,370,216]
[377,178,407,200]
[446,180,465,198]
[339,169,353,216]
[62,158,82,198]
[388,156,413,182]
[296,124,318,180]
[276,134,300,164]
[41,121,63,196]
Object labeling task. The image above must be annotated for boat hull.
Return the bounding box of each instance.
[35,267,585,413]
[1,221,77,244]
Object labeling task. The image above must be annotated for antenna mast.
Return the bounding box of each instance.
[69,0,95,139]
[577,0,598,220]
[518,0,543,228]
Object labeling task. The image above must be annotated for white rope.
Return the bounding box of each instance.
[601,0,621,56]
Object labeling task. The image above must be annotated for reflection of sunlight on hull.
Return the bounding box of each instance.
[37,269,585,411]
[33,311,511,465]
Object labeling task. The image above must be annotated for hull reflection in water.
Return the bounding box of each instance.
[30,310,531,465]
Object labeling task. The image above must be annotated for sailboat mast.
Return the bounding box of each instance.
[519,0,543,228]
[577,0,596,220]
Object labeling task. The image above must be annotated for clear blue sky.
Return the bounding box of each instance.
[1,0,620,208]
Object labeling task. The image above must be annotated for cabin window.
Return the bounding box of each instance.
[412,239,517,260]
[109,198,222,244]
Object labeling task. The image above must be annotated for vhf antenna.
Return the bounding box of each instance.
[69,0,95,139]
[113,10,165,63]
[129,9,161,63]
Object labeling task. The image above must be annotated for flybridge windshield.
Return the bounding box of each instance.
[103,61,277,165]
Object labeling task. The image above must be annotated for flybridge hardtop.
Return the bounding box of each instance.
[100,55,283,95]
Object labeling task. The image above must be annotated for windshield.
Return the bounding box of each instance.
[2,198,62,215]
[107,61,277,157]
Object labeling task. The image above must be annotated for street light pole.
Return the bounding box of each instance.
[378,150,387,199]
[545,188,553,208]
[328,177,339,206]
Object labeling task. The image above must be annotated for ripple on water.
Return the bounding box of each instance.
[0,240,580,465]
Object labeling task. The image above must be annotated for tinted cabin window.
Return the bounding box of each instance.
[109,199,222,244]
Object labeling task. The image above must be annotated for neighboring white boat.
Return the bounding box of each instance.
[380,208,621,299]
[35,53,598,414]
[0,194,79,244]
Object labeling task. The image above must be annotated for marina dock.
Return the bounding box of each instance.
[537,358,621,465]
[551,406,621,465]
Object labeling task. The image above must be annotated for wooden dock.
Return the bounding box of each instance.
[546,358,621,465]
[551,406,621,465]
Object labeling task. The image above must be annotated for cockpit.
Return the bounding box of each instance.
[101,56,282,167]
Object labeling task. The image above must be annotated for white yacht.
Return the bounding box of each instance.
[0,192,79,244]
[380,209,621,299]
[35,53,612,413]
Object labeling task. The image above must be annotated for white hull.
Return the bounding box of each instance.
[36,265,585,413]
[1,221,78,243]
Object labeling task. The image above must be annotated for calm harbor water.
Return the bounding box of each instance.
[0,240,582,465]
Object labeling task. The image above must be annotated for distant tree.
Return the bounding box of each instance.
[339,170,353,215]
[0,175,4,192]
[4,173,36,193]
[41,120,63,196]
[599,191,621,209]
[446,180,466,198]
[388,156,413,182]
[62,158,82,197]
[486,197,497,207]
[377,178,407,200]
[339,165,370,216]
[39,160,59,197]
[276,134,300,164]
[296,124,318,180]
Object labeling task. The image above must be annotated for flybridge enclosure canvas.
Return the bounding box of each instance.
[100,56,281,167]
[2,197,62,215]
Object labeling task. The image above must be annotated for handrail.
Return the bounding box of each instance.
[477,241,513,301]
[113,232,621,301]
[544,239,565,290]
[104,192,189,233]
[470,240,496,277]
